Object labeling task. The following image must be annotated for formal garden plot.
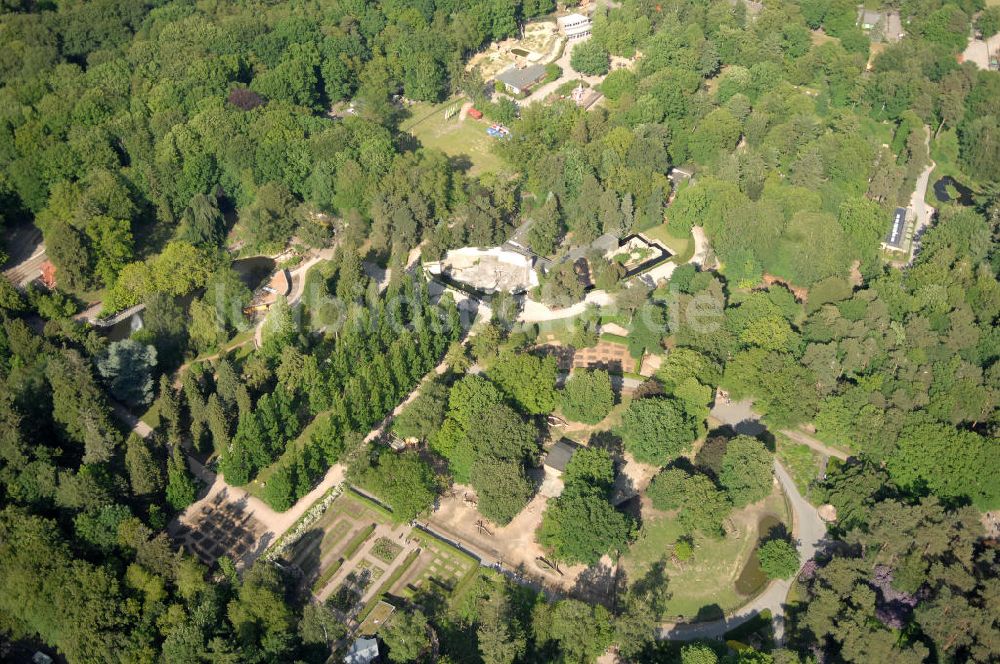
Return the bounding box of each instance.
[284,492,394,593]
[299,489,478,621]
[395,531,478,599]
[288,517,351,571]
[356,559,386,583]
[173,495,266,568]
[370,537,403,564]
[328,568,375,614]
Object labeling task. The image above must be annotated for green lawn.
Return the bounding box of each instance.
[140,399,162,431]
[400,99,508,176]
[643,223,693,263]
[624,516,747,619]
[622,492,788,620]
[186,328,256,366]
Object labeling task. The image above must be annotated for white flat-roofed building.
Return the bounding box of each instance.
[557,13,592,40]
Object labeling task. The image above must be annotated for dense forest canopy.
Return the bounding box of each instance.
[1,0,999,662]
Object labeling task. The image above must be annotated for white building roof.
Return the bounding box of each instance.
[558,13,591,27]
[344,637,379,664]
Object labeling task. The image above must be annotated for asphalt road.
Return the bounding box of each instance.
[657,460,827,643]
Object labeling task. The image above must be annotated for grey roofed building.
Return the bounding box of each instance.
[496,64,548,94]
[545,439,578,474]
[344,637,379,664]
[884,206,907,250]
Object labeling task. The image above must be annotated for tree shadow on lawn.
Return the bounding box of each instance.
[570,559,625,611]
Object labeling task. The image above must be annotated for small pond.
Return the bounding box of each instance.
[932,176,975,206]
[99,256,273,341]
[735,514,783,596]
[104,311,145,342]
[510,47,530,57]
[231,255,277,291]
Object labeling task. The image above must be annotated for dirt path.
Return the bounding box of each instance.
[111,395,348,566]
[173,336,256,388]
[779,428,849,461]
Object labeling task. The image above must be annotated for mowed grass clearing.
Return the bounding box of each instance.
[642,223,692,262]
[775,434,825,502]
[622,490,789,620]
[400,99,507,176]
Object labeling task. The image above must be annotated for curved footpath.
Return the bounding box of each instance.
[657,460,827,644]
[253,246,337,348]
[517,225,710,324]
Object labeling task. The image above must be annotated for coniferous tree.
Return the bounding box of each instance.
[205,393,230,454]
[125,433,163,497]
[165,444,198,510]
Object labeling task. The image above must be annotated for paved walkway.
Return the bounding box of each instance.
[690,226,710,267]
[519,289,614,322]
[516,224,709,324]
[657,401,833,644]
[522,36,606,105]
[907,126,935,264]
[657,460,826,643]
[254,246,338,348]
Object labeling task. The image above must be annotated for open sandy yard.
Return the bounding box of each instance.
[465,19,562,81]
[424,483,609,598]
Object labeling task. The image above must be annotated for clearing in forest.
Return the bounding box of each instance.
[400,99,507,176]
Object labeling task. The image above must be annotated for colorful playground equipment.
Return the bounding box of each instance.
[486,123,511,138]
